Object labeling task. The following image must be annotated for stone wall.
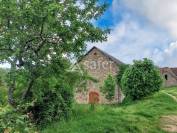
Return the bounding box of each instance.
[75,48,123,104]
[160,68,177,87]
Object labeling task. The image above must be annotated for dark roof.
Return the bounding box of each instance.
[171,68,177,76]
[160,67,169,73]
[79,46,124,65]
[160,67,177,79]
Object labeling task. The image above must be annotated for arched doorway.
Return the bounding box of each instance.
[89,91,99,104]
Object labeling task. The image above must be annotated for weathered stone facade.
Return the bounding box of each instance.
[74,47,177,104]
[75,47,124,104]
[160,67,177,87]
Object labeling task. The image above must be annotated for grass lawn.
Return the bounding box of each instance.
[42,87,177,133]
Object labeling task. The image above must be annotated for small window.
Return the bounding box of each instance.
[165,74,168,80]
[93,52,97,55]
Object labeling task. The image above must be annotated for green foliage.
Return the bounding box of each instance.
[0,68,8,105]
[0,0,108,113]
[0,77,2,87]
[0,86,7,105]
[27,82,73,127]
[116,64,129,87]
[0,68,8,86]
[18,60,73,126]
[0,105,35,133]
[101,74,116,101]
[121,58,163,100]
[42,87,177,133]
[0,0,109,128]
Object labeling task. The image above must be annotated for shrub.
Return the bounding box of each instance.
[101,74,116,101]
[116,64,129,88]
[27,78,73,127]
[121,58,162,100]
[0,105,35,133]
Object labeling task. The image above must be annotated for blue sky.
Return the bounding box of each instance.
[89,0,177,67]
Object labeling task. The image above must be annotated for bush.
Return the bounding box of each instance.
[101,74,116,101]
[0,105,35,133]
[27,78,73,127]
[121,58,162,100]
[116,64,129,88]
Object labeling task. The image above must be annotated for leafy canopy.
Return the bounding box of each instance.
[0,0,108,64]
[121,58,163,100]
[0,0,109,105]
[0,0,109,128]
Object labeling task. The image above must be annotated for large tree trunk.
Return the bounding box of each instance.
[7,59,17,106]
[8,79,16,106]
[22,79,34,100]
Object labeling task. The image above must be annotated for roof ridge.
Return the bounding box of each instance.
[160,67,177,80]
[91,46,124,65]
[171,68,177,77]
[77,46,124,65]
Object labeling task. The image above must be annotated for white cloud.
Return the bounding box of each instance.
[88,0,177,67]
[88,15,175,66]
[158,41,177,67]
[121,0,177,39]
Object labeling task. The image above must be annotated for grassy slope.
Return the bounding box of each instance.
[43,87,177,133]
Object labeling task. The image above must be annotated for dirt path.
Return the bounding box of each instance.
[160,115,177,133]
[162,92,177,102]
[160,92,177,132]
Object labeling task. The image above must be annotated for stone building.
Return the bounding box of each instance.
[75,46,124,104]
[74,46,177,104]
[160,67,177,87]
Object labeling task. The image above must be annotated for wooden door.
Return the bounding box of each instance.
[89,91,99,104]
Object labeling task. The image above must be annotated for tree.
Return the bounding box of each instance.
[0,68,8,86]
[116,64,129,88]
[0,76,2,87]
[0,0,109,106]
[101,74,116,101]
[121,58,163,100]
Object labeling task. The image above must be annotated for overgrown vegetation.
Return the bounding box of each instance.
[0,105,35,133]
[0,68,8,105]
[42,87,177,133]
[0,0,108,131]
[0,1,176,133]
[26,76,73,127]
[121,58,163,100]
[116,64,129,88]
[101,74,116,101]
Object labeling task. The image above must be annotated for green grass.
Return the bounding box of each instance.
[42,87,177,133]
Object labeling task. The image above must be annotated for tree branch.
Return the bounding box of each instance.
[8,78,16,106]
[22,78,35,100]
[8,59,17,106]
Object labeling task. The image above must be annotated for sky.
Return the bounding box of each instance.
[1,0,177,68]
[88,0,177,67]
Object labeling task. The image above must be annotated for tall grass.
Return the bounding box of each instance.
[42,87,177,133]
